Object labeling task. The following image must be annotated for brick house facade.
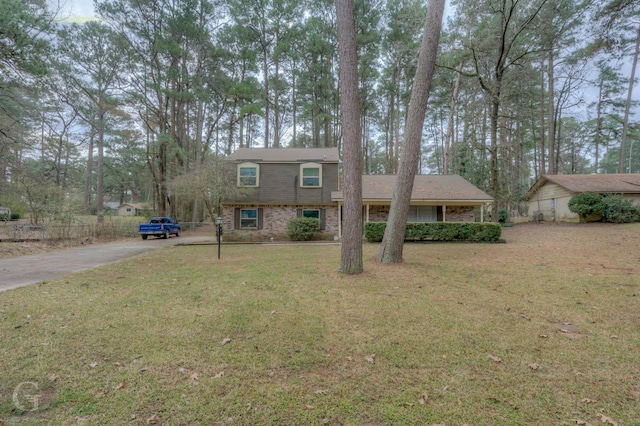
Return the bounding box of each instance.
[222,148,494,241]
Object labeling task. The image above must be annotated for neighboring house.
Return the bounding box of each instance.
[103,202,120,216]
[331,175,494,236]
[526,174,640,222]
[223,147,494,240]
[0,206,11,219]
[118,203,148,216]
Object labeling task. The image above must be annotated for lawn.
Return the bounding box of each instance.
[1,223,639,425]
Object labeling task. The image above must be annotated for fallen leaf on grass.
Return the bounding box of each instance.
[146,414,161,424]
[221,338,232,346]
[572,420,591,426]
[488,354,502,363]
[528,363,540,370]
[365,354,375,363]
[190,373,199,383]
[581,398,596,403]
[48,373,58,382]
[539,334,548,338]
[629,390,640,399]
[305,405,314,409]
[596,413,618,425]
[94,389,106,398]
[418,392,428,405]
[213,371,225,379]
[115,382,126,390]
[89,362,98,369]
[345,356,353,361]
[314,389,327,395]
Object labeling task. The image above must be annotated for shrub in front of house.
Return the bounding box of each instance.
[568,192,605,222]
[602,195,640,223]
[498,208,509,224]
[364,222,502,242]
[286,217,320,241]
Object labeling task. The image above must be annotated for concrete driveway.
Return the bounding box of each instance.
[0,236,215,292]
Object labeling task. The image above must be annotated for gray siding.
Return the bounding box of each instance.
[231,162,339,204]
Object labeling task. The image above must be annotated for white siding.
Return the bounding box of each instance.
[528,183,576,221]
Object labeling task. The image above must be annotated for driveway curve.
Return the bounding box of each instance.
[0,236,215,292]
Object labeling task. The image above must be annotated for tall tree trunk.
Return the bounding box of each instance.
[97,105,105,223]
[547,47,556,174]
[595,74,604,173]
[619,21,640,173]
[378,0,445,264]
[539,58,546,175]
[84,133,94,214]
[444,61,463,174]
[336,0,363,274]
[262,42,270,148]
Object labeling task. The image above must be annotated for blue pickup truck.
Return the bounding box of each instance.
[138,217,181,240]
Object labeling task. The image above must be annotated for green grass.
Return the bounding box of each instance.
[1,223,639,425]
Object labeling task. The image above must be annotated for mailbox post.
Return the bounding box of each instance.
[216,216,223,259]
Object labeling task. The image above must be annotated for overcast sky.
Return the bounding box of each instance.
[67,0,95,17]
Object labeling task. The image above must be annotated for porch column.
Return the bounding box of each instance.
[480,204,484,222]
[442,205,446,222]
[338,202,342,238]
[366,204,370,222]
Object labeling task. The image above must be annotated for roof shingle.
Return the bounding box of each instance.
[528,174,640,196]
[332,175,493,202]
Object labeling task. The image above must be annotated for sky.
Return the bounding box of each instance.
[67,0,95,18]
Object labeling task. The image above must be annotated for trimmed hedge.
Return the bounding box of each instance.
[364,222,502,242]
[286,217,320,241]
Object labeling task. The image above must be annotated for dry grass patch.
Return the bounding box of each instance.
[1,222,639,425]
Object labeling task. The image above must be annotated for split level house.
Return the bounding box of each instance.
[526,174,640,222]
[222,147,494,241]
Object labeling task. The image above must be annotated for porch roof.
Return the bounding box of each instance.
[331,174,493,204]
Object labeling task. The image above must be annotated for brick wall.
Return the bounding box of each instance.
[223,205,339,242]
[445,206,475,222]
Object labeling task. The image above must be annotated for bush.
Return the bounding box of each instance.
[364,222,502,242]
[10,213,20,220]
[497,208,509,224]
[568,192,605,222]
[286,217,320,241]
[602,195,640,223]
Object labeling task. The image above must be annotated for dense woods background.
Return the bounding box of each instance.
[1,0,638,223]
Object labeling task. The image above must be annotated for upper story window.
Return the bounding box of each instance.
[300,163,322,187]
[238,162,259,187]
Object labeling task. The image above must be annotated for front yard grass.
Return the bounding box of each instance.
[1,223,639,425]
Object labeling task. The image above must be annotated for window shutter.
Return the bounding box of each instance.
[296,208,302,217]
[319,208,326,230]
[234,208,240,229]
[258,208,264,229]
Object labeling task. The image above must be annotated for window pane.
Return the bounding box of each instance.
[303,168,319,177]
[303,210,319,218]
[239,167,257,186]
[240,209,258,228]
[302,167,320,186]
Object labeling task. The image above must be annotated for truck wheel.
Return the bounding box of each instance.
[175,229,180,237]
[164,230,170,239]
[141,235,148,240]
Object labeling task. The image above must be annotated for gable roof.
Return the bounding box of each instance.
[227,147,339,163]
[332,175,493,204]
[527,174,640,198]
